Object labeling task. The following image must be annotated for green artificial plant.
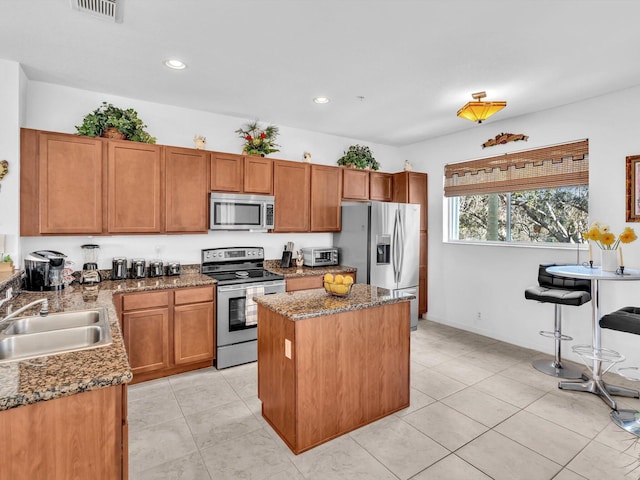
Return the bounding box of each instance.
[337,144,379,170]
[76,102,156,143]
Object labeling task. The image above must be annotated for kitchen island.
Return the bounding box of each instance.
[255,284,411,454]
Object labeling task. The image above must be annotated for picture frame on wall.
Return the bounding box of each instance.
[626,154,640,222]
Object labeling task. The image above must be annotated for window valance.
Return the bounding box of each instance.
[444,139,588,197]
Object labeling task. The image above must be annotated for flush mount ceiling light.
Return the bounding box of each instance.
[457,91,507,123]
[313,97,330,104]
[164,59,187,70]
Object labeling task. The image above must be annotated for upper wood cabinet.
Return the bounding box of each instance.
[342,168,370,200]
[21,129,105,235]
[210,153,273,194]
[310,164,342,232]
[273,160,310,232]
[244,156,273,194]
[108,140,163,233]
[369,172,393,202]
[165,146,209,233]
[210,152,243,192]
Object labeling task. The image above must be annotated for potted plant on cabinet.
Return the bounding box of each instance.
[337,144,379,170]
[76,102,156,143]
[235,121,280,156]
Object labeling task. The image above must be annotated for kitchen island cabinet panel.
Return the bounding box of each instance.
[258,292,409,454]
[165,146,209,233]
[0,385,126,479]
[108,141,163,233]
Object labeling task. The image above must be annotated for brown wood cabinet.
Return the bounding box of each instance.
[210,153,273,194]
[310,164,342,232]
[273,160,310,232]
[258,301,409,454]
[20,129,105,235]
[369,171,393,202]
[393,171,428,315]
[0,385,127,479]
[117,286,215,384]
[165,146,209,233]
[342,168,370,200]
[108,140,163,233]
[286,272,355,292]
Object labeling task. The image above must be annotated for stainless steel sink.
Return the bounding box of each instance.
[0,307,112,364]
[3,309,102,335]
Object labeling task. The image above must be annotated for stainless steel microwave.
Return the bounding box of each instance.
[210,193,275,231]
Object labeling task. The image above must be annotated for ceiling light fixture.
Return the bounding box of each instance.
[313,97,330,104]
[457,91,507,123]
[164,59,187,70]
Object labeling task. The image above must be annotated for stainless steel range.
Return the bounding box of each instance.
[201,247,285,369]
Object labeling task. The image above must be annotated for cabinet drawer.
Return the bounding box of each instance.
[122,291,170,311]
[175,286,215,305]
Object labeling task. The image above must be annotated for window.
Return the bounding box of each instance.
[445,140,589,244]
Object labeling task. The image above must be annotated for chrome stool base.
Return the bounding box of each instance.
[532,359,584,379]
[611,409,640,437]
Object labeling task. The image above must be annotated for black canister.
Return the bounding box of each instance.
[111,257,127,280]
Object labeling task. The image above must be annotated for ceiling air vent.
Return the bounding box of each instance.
[71,0,123,23]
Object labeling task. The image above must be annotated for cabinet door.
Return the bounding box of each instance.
[310,164,342,232]
[108,141,162,233]
[369,172,393,202]
[244,156,273,194]
[273,160,310,232]
[211,152,243,192]
[174,302,215,365]
[38,132,104,234]
[342,169,369,200]
[123,307,170,375]
[419,265,427,314]
[165,147,209,233]
[408,173,428,231]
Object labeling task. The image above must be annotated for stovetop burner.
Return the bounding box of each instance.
[201,247,284,286]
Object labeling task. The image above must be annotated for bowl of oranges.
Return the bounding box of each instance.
[323,273,354,297]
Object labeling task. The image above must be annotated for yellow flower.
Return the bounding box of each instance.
[600,224,611,233]
[619,227,638,244]
[600,232,615,246]
[584,227,601,241]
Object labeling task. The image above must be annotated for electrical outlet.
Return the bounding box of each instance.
[476,311,482,321]
[284,339,292,359]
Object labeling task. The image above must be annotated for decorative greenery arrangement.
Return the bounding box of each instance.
[76,102,156,143]
[337,144,379,170]
[582,222,637,249]
[235,121,280,156]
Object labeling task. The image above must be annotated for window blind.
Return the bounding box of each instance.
[444,139,588,197]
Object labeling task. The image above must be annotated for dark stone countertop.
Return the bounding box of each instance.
[253,283,414,320]
[263,260,356,278]
[0,270,215,412]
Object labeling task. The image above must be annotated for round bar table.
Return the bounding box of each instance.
[546,265,640,412]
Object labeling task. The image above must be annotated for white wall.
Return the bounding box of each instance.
[19,78,405,269]
[401,85,640,368]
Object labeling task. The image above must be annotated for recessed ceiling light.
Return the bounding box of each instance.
[313,97,330,104]
[164,59,187,70]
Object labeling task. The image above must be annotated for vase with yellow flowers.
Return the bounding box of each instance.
[583,222,637,272]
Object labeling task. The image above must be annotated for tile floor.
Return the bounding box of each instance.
[128,319,640,480]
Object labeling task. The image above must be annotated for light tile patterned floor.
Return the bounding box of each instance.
[128,319,640,480]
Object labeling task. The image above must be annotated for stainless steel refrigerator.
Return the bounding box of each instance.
[333,201,420,330]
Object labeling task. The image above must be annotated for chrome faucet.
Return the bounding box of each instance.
[0,298,49,326]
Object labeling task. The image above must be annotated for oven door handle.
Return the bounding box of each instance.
[217,280,286,293]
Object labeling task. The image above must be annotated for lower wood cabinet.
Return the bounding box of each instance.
[286,272,355,292]
[116,286,215,383]
[0,385,127,479]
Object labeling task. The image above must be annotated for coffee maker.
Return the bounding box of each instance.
[24,250,67,291]
[81,244,102,284]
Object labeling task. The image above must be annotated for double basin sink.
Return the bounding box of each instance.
[0,307,112,364]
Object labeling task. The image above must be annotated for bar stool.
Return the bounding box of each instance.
[599,307,640,436]
[524,263,591,378]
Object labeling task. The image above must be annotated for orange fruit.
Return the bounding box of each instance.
[334,274,344,285]
[343,276,354,285]
[324,273,334,283]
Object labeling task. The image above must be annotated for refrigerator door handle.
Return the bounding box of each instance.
[392,209,400,284]
[397,209,405,283]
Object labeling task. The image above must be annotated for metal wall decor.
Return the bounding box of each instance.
[482,132,529,149]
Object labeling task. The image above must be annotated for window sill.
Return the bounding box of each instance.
[444,239,587,251]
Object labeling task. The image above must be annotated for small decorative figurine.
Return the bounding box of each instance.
[303,151,312,162]
[295,250,304,267]
[404,160,413,172]
[193,135,207,150]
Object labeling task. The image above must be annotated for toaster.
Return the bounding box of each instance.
[301,247,339,267]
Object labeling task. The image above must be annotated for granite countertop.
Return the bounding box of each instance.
[263,260,356,278]
[253,283,414,320]
[0,270,215,412]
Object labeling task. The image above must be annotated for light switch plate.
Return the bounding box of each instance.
[284,339,292,359]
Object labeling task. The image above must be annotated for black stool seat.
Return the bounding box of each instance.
[600,307,640,335]
[524,286,591,306]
